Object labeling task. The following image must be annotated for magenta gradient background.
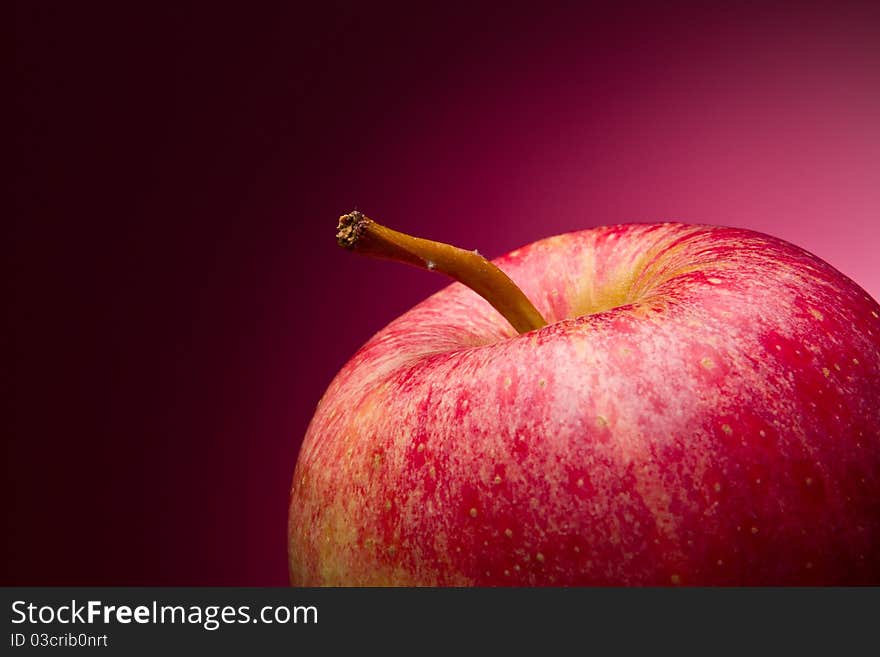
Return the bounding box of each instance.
[8,3,880,585]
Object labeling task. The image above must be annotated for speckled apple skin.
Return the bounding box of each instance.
[289,223,880,586]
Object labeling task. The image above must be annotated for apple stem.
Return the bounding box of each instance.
[336,211,548,334]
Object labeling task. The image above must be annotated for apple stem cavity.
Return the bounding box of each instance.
[336,211,548,334]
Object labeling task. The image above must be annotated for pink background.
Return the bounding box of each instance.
[9,2,879,584]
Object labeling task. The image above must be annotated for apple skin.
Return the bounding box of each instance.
[288,223,880,586]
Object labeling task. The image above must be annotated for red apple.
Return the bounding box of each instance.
[288,216,880,585]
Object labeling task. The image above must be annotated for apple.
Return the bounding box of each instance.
[288,213,880,585]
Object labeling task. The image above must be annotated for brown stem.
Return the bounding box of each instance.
[336,211,547,334]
